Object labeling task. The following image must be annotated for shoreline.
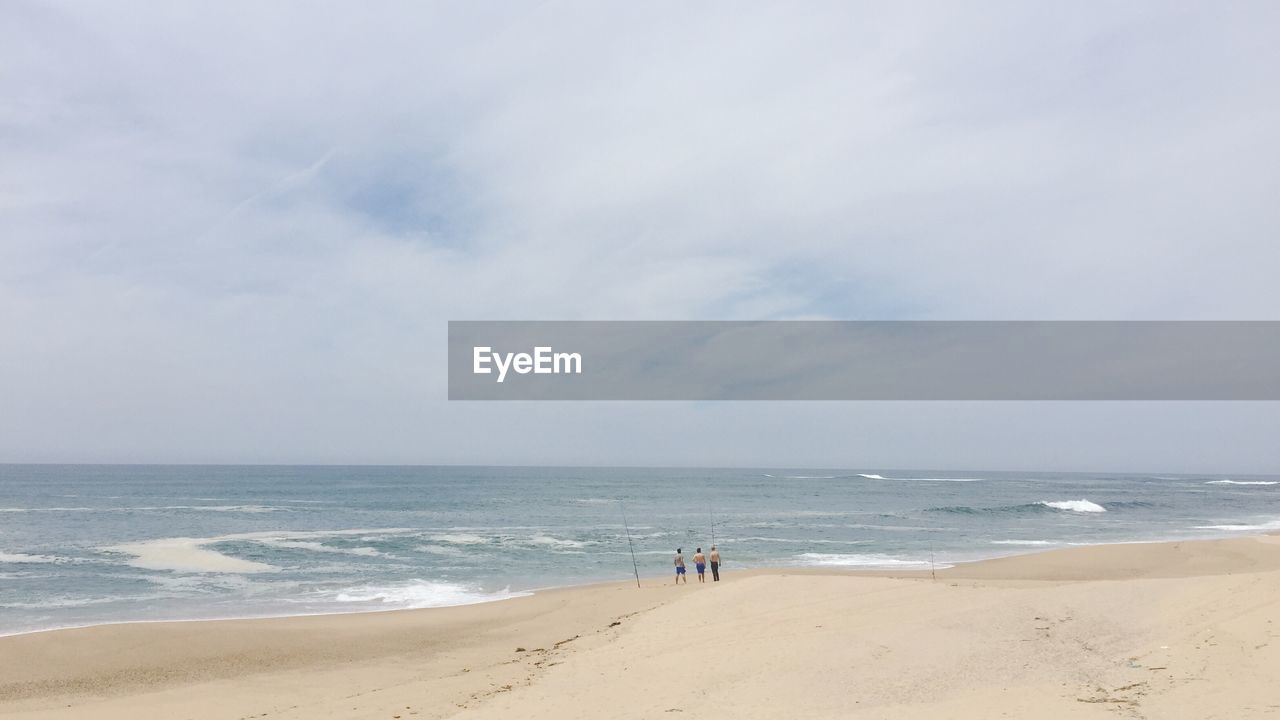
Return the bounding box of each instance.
[3,528,1272,640]
[4,533,1280,718]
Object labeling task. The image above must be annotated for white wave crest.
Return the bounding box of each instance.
[257,539,390,557]
[0,552,73,564]
[857,474,982,481]
[333,580,528,609]
[1206,480,1278,486]
[415,544,464,556]
[1194,519,1280,532]
[1039,499,1106,513]
[795,553,939,568]
[0,595,160,610]
[170,505,278,513]
[725,536,871,545]
[525,535,585,548]
[426,533,490,545]
[990,540,1056,546]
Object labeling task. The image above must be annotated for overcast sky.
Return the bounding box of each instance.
[2,2,1278,471]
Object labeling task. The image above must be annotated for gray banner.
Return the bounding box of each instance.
[447,321,1280,400]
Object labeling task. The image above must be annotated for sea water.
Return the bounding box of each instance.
[2,464,1278,635]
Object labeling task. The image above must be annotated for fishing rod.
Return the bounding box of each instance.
[620,500,641,589]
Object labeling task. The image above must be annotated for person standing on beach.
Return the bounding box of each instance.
[674,548,687,584]
[709,545,721,581]
[693,548,707,583]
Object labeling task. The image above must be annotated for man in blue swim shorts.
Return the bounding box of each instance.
[693,548,707,583]
[674,548,687,584]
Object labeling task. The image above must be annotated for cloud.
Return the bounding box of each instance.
[1,1,1278,468]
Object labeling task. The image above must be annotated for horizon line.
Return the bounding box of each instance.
[0,461,1275,476]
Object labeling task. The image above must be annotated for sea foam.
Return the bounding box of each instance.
[0,552,72,564]
[1193,519,1280,532]
[333,580,528,609]
[104,528,418,573]
[796,552,937,568]
[257,539,392,558]
[107,538,278,574]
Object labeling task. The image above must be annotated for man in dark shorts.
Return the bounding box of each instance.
[709,545,721,581]
[674,548,687,584]
[693,548,707,583]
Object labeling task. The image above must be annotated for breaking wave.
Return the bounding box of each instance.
[795,553,941,568]
[761,472,983,482]
[1040,500,1107,513]
[928,499,1109,515]
[859,473,983,482]
[1193,519,1280,532]
[333,580,528,609]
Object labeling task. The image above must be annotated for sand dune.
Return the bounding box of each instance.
[3,535,1279,719]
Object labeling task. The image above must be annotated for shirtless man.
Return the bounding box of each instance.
[709,545,721,581]
[693,548,707,583]
[674,548,687,584]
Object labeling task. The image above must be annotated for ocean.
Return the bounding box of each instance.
[2,464,1278,636]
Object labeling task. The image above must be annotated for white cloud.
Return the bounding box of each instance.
[1,1,1278,468]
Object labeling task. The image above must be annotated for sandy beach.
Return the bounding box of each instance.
[3,535,1279,719]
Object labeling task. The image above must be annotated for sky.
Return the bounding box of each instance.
[2,1,1278,471]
